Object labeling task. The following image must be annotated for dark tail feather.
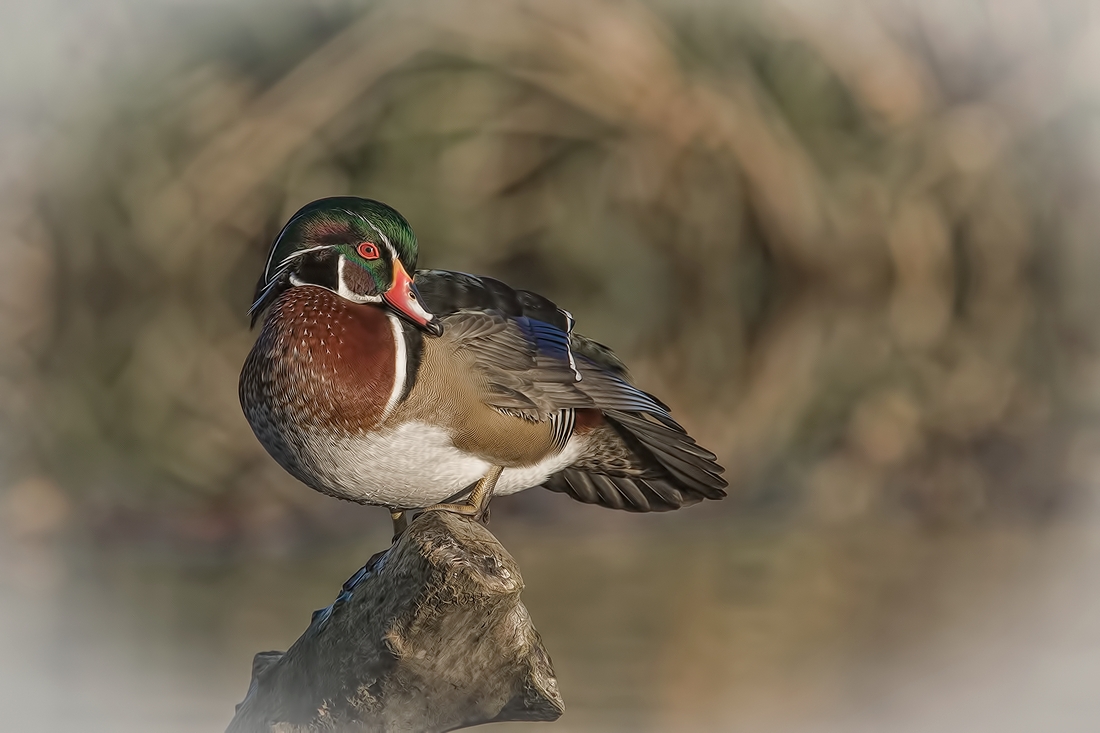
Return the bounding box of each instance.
[608,411,719,460]
[639,478,691,508]
[542,407,726,512]
[544,470,706,512]
[605,410,727,498]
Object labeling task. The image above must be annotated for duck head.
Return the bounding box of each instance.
[249,196,442,336]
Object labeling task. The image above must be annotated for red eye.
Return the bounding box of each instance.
[357,242,380,260]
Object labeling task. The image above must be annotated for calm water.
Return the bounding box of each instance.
[2,500,1099,732]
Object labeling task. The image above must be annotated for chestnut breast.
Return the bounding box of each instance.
[241,286,397,435]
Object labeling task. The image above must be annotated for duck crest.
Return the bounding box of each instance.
[241,285,404,435]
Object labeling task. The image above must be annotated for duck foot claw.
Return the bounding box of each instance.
[389,509,408,543]
[419,502,480,517]
[419,465,502,525]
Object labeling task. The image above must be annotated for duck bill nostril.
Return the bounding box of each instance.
[383,260,442,336]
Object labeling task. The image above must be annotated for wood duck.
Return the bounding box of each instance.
[240,197,726,533]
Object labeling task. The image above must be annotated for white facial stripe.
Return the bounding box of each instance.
[261,212,305,280]
[253,246,325,308]
[264,244,331,281]
[255,245,393,318]
[249,268,291,317]
[352,211,400,263]
[382,314,407,421]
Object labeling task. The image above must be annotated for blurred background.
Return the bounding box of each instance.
[3,0,1100,730]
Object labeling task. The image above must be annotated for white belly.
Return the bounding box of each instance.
[302,420,587,508]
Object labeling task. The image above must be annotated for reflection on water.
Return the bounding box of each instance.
[3,500,1097,733]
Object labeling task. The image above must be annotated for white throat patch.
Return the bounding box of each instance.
[331,255,382,304]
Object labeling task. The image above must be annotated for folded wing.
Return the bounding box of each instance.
[416,269,727,511]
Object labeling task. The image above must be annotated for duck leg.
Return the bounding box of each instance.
[421,465,504,523]
[389,509,408,540]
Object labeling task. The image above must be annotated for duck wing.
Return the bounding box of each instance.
[415,269,727,510]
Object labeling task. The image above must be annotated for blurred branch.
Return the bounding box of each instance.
[15,0,1100,531]
[153,3,433,262]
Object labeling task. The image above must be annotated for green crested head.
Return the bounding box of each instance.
[250,196,440,335]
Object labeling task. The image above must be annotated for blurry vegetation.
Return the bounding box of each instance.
[3,0,1100,542]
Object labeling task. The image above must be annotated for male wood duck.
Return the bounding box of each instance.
[240,197,726,533]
